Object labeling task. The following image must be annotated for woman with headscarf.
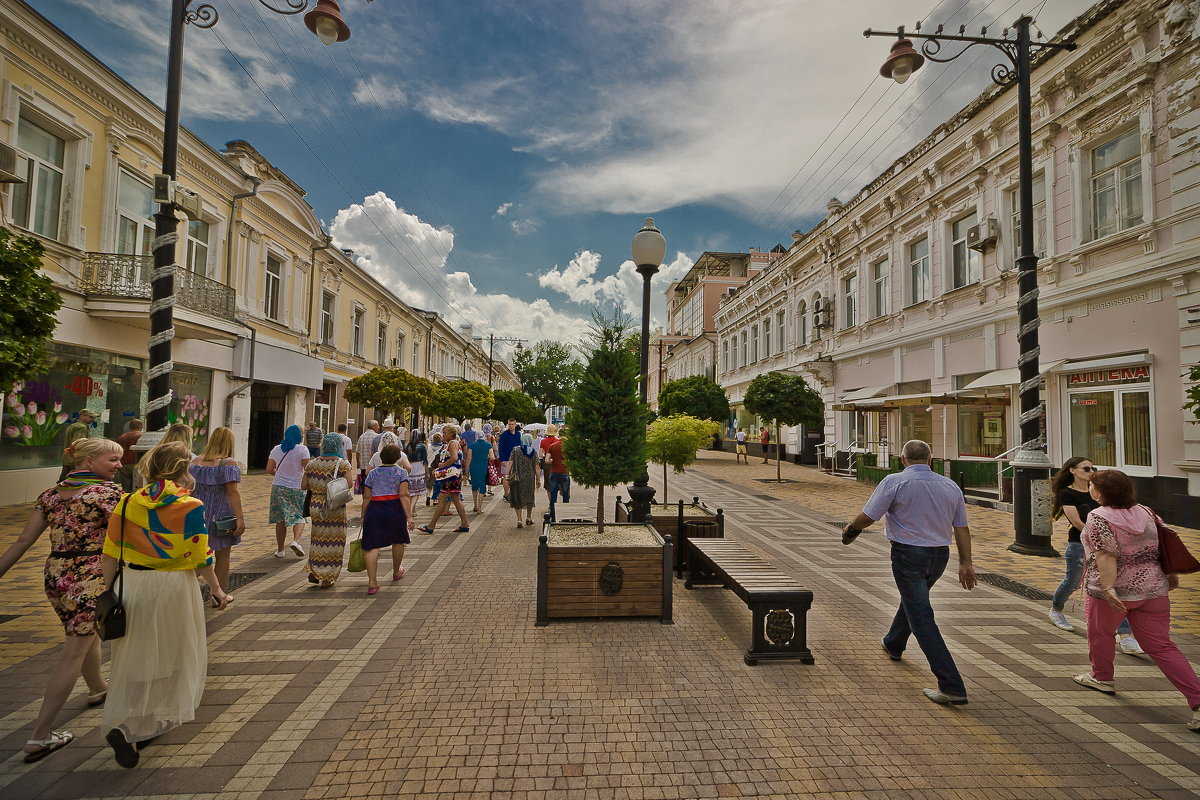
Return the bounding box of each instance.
[267,425,309,558]
[505,433,541,528]
[301,432,354,588]
[361,442,411,594]
[369,430,412,472]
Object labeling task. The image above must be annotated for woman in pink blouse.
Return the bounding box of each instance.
[1073,469,1200,732]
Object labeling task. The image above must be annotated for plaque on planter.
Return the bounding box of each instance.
[599,562,624,595]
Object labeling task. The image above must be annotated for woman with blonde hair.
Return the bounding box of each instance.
[159,422,195,458]
[102,441,231,768]
[301,431,354,588]
[417,424,470,534]
[190,426,245,591]
[0,438,123,762]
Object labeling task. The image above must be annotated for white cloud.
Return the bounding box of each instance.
[353,77,407,108]
[537,250,692,327]
[509,218,539,236]
[495,202,513,216]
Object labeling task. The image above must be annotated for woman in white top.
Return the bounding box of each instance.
[267,425,309,558]
[368,431,413,472]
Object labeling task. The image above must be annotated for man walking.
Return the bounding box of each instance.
[114,418,143,491]
[497,419,522,501]
[59,409,95,481]
[759,426,770,464]
[735,427,748,464]
[336,423,354,461]
[841,439,977,705]
[355,419,381,489]
[540,424,570,521]
[305,421,324,458]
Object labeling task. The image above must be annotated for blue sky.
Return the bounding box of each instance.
[39,0,1092,347]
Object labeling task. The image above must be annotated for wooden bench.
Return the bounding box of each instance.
[684,538,814,666]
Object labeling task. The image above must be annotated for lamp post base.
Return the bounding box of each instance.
[627,469,655,523]
[1010,461,1058,557]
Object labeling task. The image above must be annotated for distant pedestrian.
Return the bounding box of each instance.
[189,427,244,593]
[466,431,496,513]
[58,409,96,481]
[734,427,748,464]
[841,439,976,705]
[101,441,231,768]
[540,424,570,522]
[0,438,123,763]
[305,421,324,458]
[1071,469,1200,732]
[369,431,407,472]
[355,420,381,491]
[403,431,428,520]
[460,422,478,446]
[417,424,470,535]
[361,443,411,595]
[268,425,309,558]
[498,419,522,500]
[114,419,143,491]
[337,423,353,462]
[375,417,397,452]
[760,427,770,464]
[301,432,353,588]
[506,433,540,528]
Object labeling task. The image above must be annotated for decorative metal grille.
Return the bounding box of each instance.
[79,252,237,322]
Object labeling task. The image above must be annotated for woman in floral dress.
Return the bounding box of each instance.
[302,432,353,587]
[0,438,124,762]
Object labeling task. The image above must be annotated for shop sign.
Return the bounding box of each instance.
[1067,366,1150,387]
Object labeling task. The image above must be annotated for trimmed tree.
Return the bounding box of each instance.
[491,389,542,424]
[658,375,730,448]
[645,414,721,504]
[1185,365,1200,423]
[344,368,434,424]
[743,371,824,482]
[427,379,494,421]
[513,341,583,411]
[0,228,61,392]
[563,314,646,533]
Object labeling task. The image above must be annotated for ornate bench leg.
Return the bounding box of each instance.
[744,596,815,665]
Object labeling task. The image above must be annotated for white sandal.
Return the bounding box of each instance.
[24,730,73,763]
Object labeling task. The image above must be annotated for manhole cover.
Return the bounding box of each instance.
[976,573,1052,601]
[0,614,19,625]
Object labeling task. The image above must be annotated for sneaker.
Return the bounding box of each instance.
[923,688,968,706]
[1119,637,1144,655]
[289,541,305,557]
[1188,710,1200,733]
[274,550,287,558]
[1072,673,1116,694]
[1048,609,1074,631]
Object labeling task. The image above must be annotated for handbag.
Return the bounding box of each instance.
[213,514,239,532]
[325,475,351,510]
[95,495,131,641]
[347,531,366,573]
[1149,507,1200,574]
[486,459,502,487]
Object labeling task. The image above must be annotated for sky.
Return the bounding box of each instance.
[38,0,1093,354]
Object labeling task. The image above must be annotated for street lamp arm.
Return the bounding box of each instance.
[864,25,1075,87]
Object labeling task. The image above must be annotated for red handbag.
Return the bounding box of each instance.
[486,458,502,487]
[1148,507,1200,575]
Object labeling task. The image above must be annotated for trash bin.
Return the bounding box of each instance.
[678,519,719,577]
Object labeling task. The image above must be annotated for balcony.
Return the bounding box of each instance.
[78,252,239,329]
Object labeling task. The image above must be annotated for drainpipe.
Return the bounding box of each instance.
[307,233,335,338]
[224,175,261,286]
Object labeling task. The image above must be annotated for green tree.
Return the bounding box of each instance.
[1185,365,1200,423]
[564,313,647,532]
[513,341,583,410]
[0,228,61,392]
[645,414,721,504]
[658,375,730,447]
[490,389,542,424]
[743,371,824,482]
[344,368,434,423]
[426,380,494,421]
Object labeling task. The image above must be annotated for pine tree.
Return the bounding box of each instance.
[563,313,647,532]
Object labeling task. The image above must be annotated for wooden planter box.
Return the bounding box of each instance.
[615,496,724,575]
[536,522,672,626]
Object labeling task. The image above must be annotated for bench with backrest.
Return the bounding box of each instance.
[684,537,814,665]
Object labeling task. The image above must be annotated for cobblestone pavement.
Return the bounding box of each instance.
[0,469,1198,798]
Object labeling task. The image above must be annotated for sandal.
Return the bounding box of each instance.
[106,728,139,768]
[517,521,523,528]
[526,518,534,525]
[87,688,108,707]
[24,731,74,763]
[392,566,407,580]
[417,525,435,535]
[366,586,379,595]
[453,526,470,533]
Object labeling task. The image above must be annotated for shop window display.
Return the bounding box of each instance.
[957,404,1007,458]
[1066,365,1152,472]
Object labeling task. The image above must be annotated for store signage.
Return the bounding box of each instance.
[1067,366,1149,386]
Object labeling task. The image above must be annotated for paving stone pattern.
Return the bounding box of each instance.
[0,466,1197,798]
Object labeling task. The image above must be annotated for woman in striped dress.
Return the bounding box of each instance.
[301,432,353,587]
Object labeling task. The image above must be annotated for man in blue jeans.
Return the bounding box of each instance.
[540,424,570,522]
[841,439,977,705]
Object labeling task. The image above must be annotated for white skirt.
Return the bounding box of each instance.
[101,567,208,743]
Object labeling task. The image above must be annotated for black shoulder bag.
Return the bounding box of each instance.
[95,495,131,641]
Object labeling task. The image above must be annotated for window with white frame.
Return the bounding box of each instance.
[1009,176,1046,264]
[722,339,729,373]
[411,340,420,373]
[11,115,66,240]
[762,317,771,358]
[812,295,823,341]
[186,219,210,275]
[797,300,807,345]
[1090,129,1142,239]
[1067,367,1152,473]
[115,169,155,257]
[320,292,335,344]
[950,213,981,288]
[353,307,365,356]
[264,254,282,321]
[740,331,748,367]
[908,237,930,305]
[377,322,387,364]
[396,330,406,369]
[842,273,858,328]
[871,259,890,319]
[750,325,759,362]
[776,310,785,352]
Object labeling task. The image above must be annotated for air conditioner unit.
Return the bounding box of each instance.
[966,218,1000,251]
[0,142,26,184]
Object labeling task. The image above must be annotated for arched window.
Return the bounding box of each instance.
[812,293,823,341]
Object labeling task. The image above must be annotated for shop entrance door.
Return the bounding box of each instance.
[249,383,287,469]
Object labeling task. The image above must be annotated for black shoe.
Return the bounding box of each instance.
[881,641,903,661]
[106,729,139,769]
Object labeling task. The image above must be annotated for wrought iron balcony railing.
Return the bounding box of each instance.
[78,252,237,323]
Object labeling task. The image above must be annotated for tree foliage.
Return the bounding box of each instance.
[744,371,824,481]
[645,414,721,504]
[344,368,434,420]
[426,380,495,420]
[1185,365,1200,423]
[512,341,583,410]
[563,313,647,532]
[0,228,61,392]
[658,375,730,422]
[490,389,542,424]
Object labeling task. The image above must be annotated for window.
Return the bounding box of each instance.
[797,301,807,346]
[762,318,771,359]
[11,115,65,240]
[776,310,786,352]
[264,255,282,321]
[377,322,387,364]
[1009,177,1047,264]
[1067,366,1152,472]
[750,325,759,363]
[396,331,406,369]
[320,292,335,344]
[1090,129,1142,239]
[186,220,210,275]
[950,213,981,288]
[740,331,748,367]
[872,259,890,319]
[352,307,365,356]
[812,296,823,341]
[722,339,730,373]
[412,340,420,373]
[842,274,858,328]
[908,238,930,305]
[115,170,155,257]
[957,404,1007,458]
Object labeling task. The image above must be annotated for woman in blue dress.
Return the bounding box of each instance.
[360,442,411,595]
[466,434,495,513]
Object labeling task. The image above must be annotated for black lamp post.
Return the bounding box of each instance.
[865,17,1076,556]
[474,334,526,389]
[144,0,361,439]
[627,217,666,523]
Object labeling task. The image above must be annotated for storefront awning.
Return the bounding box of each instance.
[833,392,1010,411]
[837,385,889,403]
[960,359,1068,391]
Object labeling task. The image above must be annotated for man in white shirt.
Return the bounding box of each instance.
[355,419,381,487]
[337,424,354,461]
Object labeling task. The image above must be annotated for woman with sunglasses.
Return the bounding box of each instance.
[1048,457,1140,653]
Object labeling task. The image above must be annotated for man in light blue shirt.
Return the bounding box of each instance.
[842,439,977,705]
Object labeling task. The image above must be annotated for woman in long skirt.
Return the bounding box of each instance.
[506,434,541,528]
[302,432,353,587]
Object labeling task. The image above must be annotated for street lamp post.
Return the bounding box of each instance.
[474,334,526,389]
[627,218,666,523]
[144,0,361,439]
[865,17,1076,556]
